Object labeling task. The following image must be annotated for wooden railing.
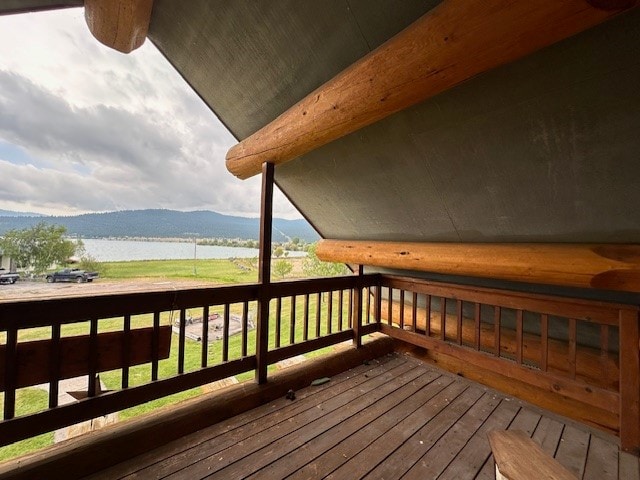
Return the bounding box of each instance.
[0,275,376,447]
[376,275,640,453]
[1,272,638,453]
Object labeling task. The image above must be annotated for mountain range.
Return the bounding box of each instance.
[0,209,319,243]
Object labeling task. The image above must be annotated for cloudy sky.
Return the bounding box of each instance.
[0,8,300,219]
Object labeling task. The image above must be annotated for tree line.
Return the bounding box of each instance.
[0,223,95,275]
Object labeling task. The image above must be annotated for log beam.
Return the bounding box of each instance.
[317,240,640,292]
[84,0,154,54]
[226,0,636,179]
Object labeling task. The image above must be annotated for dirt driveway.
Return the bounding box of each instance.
[0,278,221,303]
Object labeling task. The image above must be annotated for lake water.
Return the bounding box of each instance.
[81,238,305,262]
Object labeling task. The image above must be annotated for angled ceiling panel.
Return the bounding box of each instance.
[149,0,440,139]
[149,2,640,244]
[0,1,81,15]
[275,10,640,243]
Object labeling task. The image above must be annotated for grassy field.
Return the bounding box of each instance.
[0,257,353,462]
[103,257,260,284]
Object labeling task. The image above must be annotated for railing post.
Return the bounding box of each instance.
[256,162,274,384]
[353,265,364,348]
[619,308,640,454]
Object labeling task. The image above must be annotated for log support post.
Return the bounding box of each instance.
[619,308,640,453]
[256,162,274,384]
[353,265,364,348]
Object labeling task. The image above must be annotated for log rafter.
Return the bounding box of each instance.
[226,0,637,179]
[317,240,640,292]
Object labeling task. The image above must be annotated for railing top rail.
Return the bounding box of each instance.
[0,283,260,330]
[268,274,377,298]
[380,274,638,325]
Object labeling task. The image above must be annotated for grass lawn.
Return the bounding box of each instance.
[103,258,261,284]
[0,257,357,462]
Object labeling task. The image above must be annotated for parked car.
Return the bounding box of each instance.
[0,267,19,285]
[46,268,99,283]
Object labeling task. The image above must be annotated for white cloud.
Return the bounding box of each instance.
[0,8,301,220]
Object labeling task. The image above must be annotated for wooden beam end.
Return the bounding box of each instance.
[84,0,154,54]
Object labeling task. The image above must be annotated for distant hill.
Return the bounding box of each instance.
[0,209,320,243]
[0,209,43,217]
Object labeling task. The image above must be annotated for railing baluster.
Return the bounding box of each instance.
[303,294,310,340]
[366,287,371,324]
[201,306,209,368]
[456,300,463,345]
[440,297,447,341]
[178,309,186,374]
[411,292,418,333]
[399,290,405,330]
[315,293,321,338]
[223,304,230,362]
[516,310,523,365]
[425,294,432,337]
[540,313,548,372]
[338,290,344,331]
[387,287,393,326]
[353,266,364,347]
[241,302,249,358]
[348,289,353,328]
[4,327,18,420]
[275,297,282,349]
[49,323,61,408]
[327,291,333,334]
[494,306,501,357]
[290,295,297,345]
[599,324,609,379]
[88,318,98,397]
[122,314,131,389]
[474,303,481,350]
[568,318,577,379]
[375,286,382,324]
[151,311,160,381]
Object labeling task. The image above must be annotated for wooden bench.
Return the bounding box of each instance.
[488,430,578,480]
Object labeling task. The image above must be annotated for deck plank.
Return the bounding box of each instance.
[583,435,619,480]
[424,400,521,480]
[554,424,591,478]
[366,392,508,480]
[208,366,436,479]
[247,371,452,479]
[356,386,487,480]
[295,381,476,479]
[532,415,566,456]
[80,353,628,480]
[93,354,402,480]
[475,406,542,479]
[164,360,425,479]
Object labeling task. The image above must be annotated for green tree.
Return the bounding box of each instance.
[273,259,293,279]
[302,242,349,278]
[0,223,77,275]
[273,246,284,258]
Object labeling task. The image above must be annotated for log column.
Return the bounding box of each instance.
[256,162,274,384]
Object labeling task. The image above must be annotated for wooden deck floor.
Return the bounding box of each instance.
[85,353,639,480]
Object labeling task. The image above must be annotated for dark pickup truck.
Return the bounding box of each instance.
[0,268,19,285]
[46,268,99,283]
